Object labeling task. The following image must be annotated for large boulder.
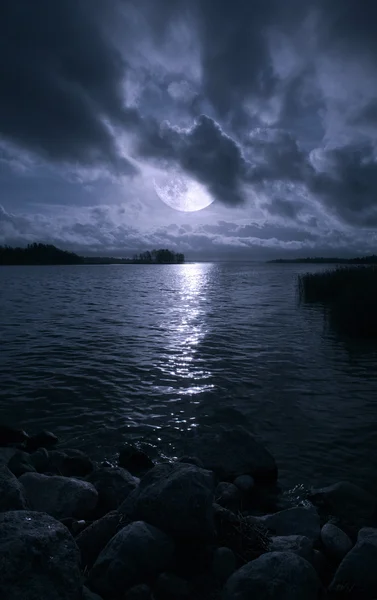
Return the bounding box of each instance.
[0,466,27,511]
[184,425,277,483]
[269,535,313,561]
[250,507,321,543]
[88,521,174,598]
[309,481,377,529]
[0,510,82,600]
[358,527,377,542]
[119,462,215,540]
[224,551,321,600]
[329,535,377,598]
[320,523,353,562]
[19,472,98,519]
[86,467,137,513]
[118,444,154,475]
[0,447,17,466]
[76,511,128,568]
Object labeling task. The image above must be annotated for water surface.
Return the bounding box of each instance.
[1,262,377,491]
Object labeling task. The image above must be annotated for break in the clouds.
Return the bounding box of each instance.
[1,0,377,256]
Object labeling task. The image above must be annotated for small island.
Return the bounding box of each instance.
[268,255,377,264]
[0,244,185,266]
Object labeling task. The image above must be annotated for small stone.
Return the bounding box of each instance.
[224,551,321,600]
[8,450,37,477]
[88,521,174,598]
[233,475,255,493]
[19,472,98,519]
[0,466,27,511]
[86,467,137,513]
[321,523,353,561]
[0,424,29,446]
[124,584,153,600]
[215,482,241,510]
[212,547,236,583]
[119,444,154,474]
[154,573,190,600]
[26,430,58,452]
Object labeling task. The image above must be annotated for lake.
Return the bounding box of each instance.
[1,262,377,493]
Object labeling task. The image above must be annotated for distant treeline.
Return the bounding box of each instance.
[0,244,185,265]
[268,255,377,264]
[0,243,83,265]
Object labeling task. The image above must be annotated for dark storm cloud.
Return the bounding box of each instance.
[0,0,138,173]
[2,0,377,228]
[310,143,377,227]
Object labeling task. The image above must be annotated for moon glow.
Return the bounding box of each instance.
[154,175,214,212]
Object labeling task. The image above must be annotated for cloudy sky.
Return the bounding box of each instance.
[1,0,377,259]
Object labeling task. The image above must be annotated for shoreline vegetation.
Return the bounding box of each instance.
[0,243,185,266]
[1,421,376,599]
[298,265,377,338]
[268,255,377,264]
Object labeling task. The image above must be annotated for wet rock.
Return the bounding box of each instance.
[269,535,313,561]
[19,472,98,519]
[29,447,50,472]
[118,443,154,474]
[154,573,190,600]
[0,466,27,511]
[124,584,153,600]
[48,450,69,474]
[358,527,377,542]
[329,535,377,598]
[0,447,16,466]
[251,507,321,543]
[86,467,137,513]
[311,549,332,586]
[212,547,236,583]
[82,587,103,600]
[321,523,353,561]
[119,462,215,540]
[60,449,94,477]
[224,551,321,600]
[25,430,58,452]
[186,425,277,483]
[215,482,241,510]
[76,511,129,568]
[88,521,174,598]
[8,449,37,477]
[0,424,28,446]
[309,481,377,530]
[233,474,255,494]
[0,510,81,600]
[178,456,204,468]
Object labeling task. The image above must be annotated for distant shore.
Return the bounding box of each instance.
[268,255,377,264]
[0,243,185,266]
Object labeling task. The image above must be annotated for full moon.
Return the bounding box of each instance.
[154,174,214,212]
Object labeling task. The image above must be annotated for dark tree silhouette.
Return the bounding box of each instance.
[0,243,83,265]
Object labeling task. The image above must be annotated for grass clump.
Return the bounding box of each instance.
[298,266,377,338]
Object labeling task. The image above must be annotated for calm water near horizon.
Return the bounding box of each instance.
[1,262,377,493]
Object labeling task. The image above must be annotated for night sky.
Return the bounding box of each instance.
[1,0,377,259]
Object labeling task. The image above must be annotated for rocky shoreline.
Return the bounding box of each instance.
[1,424,377,599]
